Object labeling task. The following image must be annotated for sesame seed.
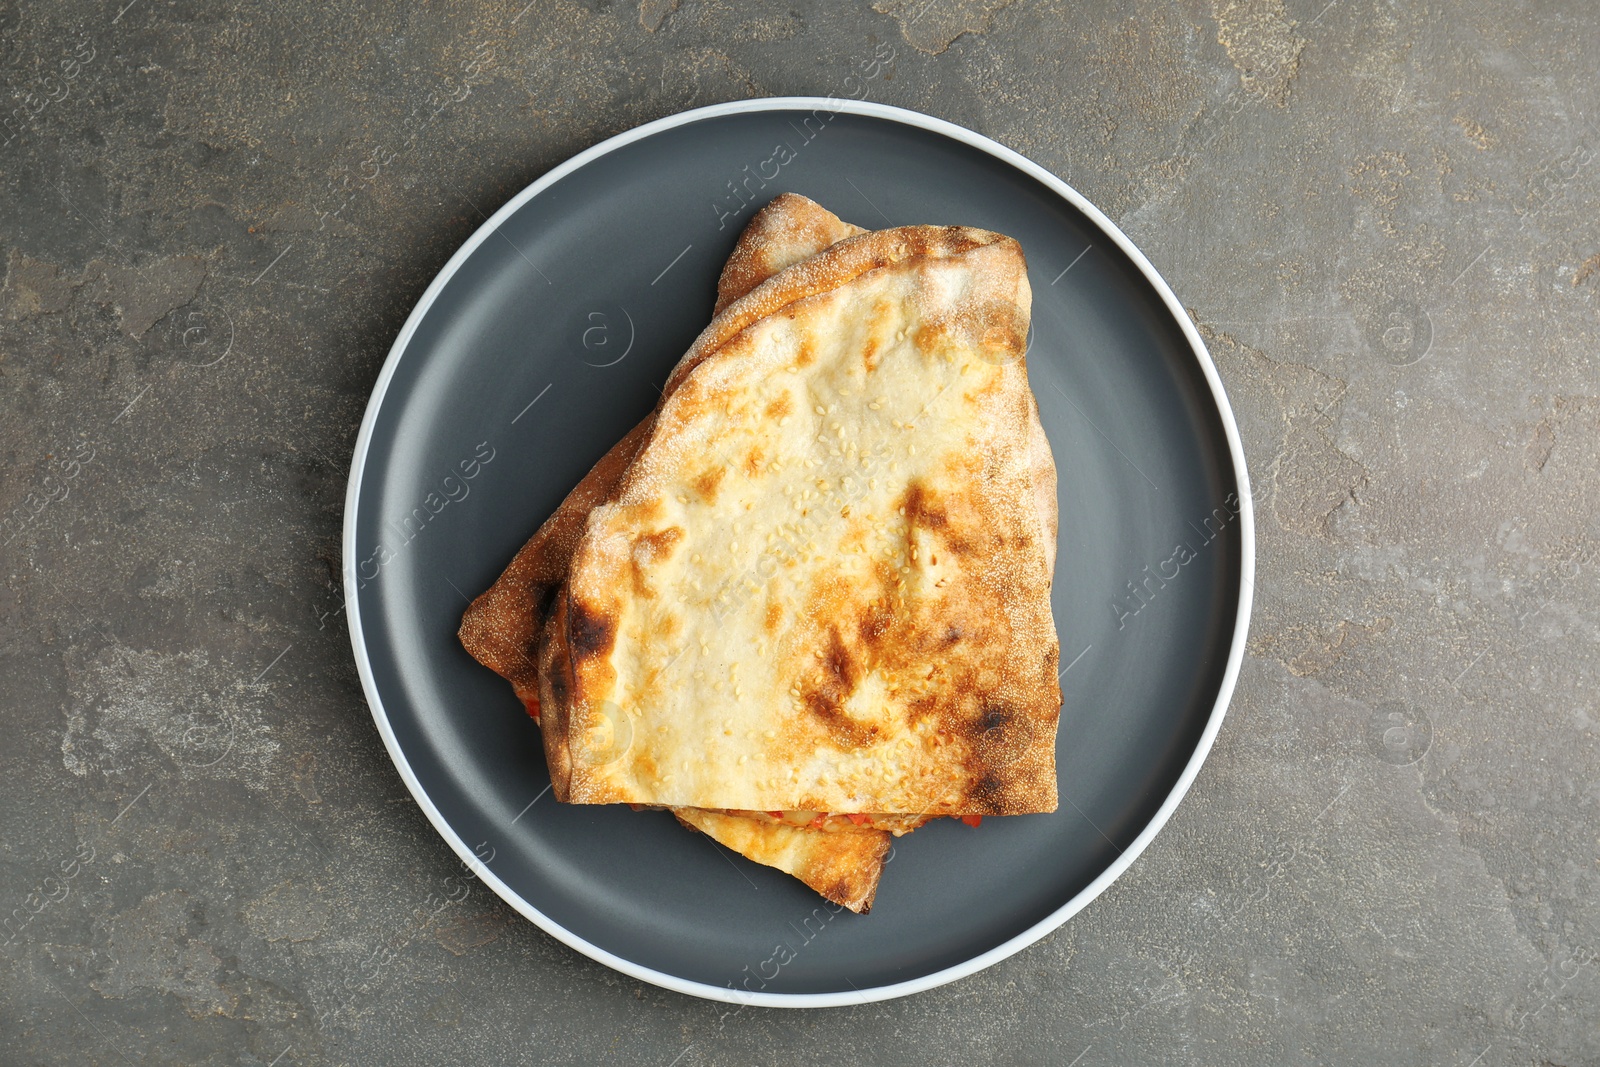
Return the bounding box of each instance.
[868,402,881,410]
[814,405,826,415]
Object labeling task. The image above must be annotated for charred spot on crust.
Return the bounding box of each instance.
[537,597,575,802]
[903,480,947,529]
[973,703,1037,771]
[801,687,846,737]
[942,624,964,648]
[764,600,783,634]
[857,599,895,647]
[822,629,861,694]
[744,446,766,478]
[765,392,792,419]
[801,629,876,747]
[531,583,559,630]
[547,670,568,713]
[567,598,617,662]
[980,705,1012,733]
[818,879,858,910]
[904,478,974,555]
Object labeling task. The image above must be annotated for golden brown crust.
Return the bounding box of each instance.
[714,192,865,315]
[657,224,1007,405]
[672,808,890,913]
[552,225,1061,816]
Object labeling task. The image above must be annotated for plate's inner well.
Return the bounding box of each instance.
[351,108,1243,996]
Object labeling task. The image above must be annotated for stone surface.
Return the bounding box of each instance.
[2,1,1597,1064]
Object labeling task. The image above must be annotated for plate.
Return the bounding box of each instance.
[344,98,1253,1006]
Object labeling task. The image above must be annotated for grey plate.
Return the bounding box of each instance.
[344,99,1253,1006]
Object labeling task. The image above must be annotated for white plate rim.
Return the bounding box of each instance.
[342,95,1256,1008]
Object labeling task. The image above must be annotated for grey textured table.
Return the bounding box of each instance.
[3,2,1597,1064]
